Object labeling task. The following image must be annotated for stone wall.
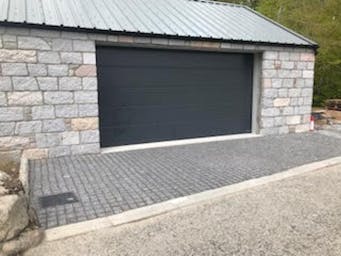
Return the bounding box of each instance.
[260,51,315,134]
[0,25,315,159]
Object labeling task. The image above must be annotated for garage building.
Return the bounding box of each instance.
[0,0,317,158]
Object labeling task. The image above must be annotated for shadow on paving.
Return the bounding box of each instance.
[29,132,341,229]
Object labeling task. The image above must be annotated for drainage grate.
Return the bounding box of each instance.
[39,192,79,208]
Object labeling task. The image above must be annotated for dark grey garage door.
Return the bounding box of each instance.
[97,46,253,147]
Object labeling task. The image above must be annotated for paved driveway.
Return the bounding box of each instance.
[26,164,341,256]
[29,133,341,229]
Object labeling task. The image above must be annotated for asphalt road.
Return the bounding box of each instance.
[26,164,341,256]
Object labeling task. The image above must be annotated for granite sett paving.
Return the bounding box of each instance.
[29,132,341,229]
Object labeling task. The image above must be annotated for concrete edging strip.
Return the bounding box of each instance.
[44,156,341,242]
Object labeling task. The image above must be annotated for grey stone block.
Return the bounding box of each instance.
[80,130,99,143]
[18,36,50,50]
[32,106,55,120]
[8,92,43,106]
[1,63,28,76]
[35,133,61,148]
[61,131,80,145]
[48,65,68,77]
[261,108,280,117]
[74,91,98,104]
[44,92,73,104]
[82,53,96,64]
[0,107,24,121]
[12,77,38,91]
[59,77,82,91]
[52,39,72,51]
[30,29,61,38]
[82,78,97,91]
[0,77,12,91]
[37,77,58,91]
[38,51,60,64]
[73,40,95,52]
[55,104,78,118]
[28,64,48,76]
[0,122,15,136]
[71,143,100,155]
[60,52,82,64]
[78,104,98,117]
[15,121,42,135]
[43,119,66,132]
[48,146,71,158]
[0,92,6,106]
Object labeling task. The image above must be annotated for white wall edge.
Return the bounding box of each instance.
[101,133,262,154]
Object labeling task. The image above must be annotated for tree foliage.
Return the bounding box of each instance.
[215,0,341,106]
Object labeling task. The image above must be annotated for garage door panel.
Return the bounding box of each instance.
[101,86,250,108]
[97,48,251,69]
[97,46,253,147]
[100,104,251,127]
[99,67,251,89]
[101,118,251,147]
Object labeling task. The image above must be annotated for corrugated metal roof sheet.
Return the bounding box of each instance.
[0,0,317,47]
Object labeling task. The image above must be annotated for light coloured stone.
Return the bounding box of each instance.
[74,91,98,103]
[1,63,28,76]
[303,70,314,79]
[300,53,315,62]
[278,89,288,97]
[60,52,82,64]
[271,79,282,88]
[59,77,82,90]
[279,52,290,60]
[22,148,48,160]
[263,89,277,98]
[80,130,99,143]
[261,108,280,117]
[52,39,72,51]
[78,104,98,117]
[295,124,310,133]
[30,29,60,38]
[44,91,73,104]
[28,64,47,76]
[82,78,97,90]
[305,79,314,87]
[262,98,273,108]
[0,123,15,136]
[273,98,290,107]
[289,89,301,97]
[73,40,95,52]
[263,51,278,60]
[48,65,68,76]
[38,51,60,64]
[279,126,289,134]
[262,69,277,78]
[262,79,272,88]
[74,65,96,77]
[35,133,61,148]
[88,33,108,41]
[0,92,6,106]
[8,92,42,106]
[301,88,313,97]
[71,117,98,131]
[118,36,134,43]
[55,104,78,118]
[303,97,312,105]
[0,107,24,121]
[61,131,80,145]
[32,105,55,120]
[262,60,274,69]
[0,49,36,63]
[83,53,96,64]
[0,195,29,242]
[61,31,88,40]
[0,136,30,148]
[286,115,301,125]
[37,77,58,91]
[261,118,274,128]
[15,121,42,135]
[0,77,12,91]
[43,119,66,132]
[283,107,294,115]
[48,146,71,158]
[289,52,300,61]
[12,77,38,91]
[71,143,99,155]
[18,36,50,50]
[281,61,294,69]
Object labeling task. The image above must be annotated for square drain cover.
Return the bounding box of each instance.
[39,192,78,208]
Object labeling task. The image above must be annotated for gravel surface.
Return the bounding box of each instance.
[26,164,341,256]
